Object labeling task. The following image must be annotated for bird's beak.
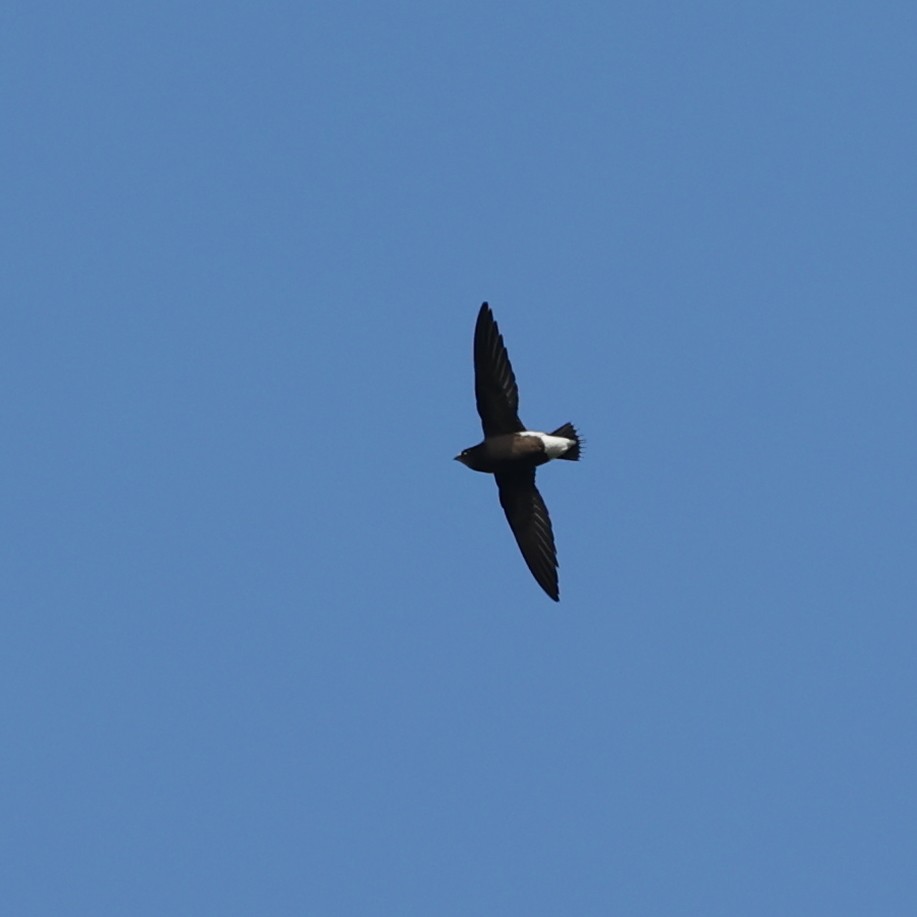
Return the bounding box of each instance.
[453,454,462,462]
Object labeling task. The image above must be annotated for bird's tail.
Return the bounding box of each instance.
[550,422,583,461]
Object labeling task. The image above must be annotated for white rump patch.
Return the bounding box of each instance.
[524,431,574,459]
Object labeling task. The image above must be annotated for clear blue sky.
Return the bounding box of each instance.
[4,3,916,914]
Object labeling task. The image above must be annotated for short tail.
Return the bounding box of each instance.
[551,422,583,461]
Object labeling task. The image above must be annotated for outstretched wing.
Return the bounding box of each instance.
[495,469,559,601]
[474,302,524,436]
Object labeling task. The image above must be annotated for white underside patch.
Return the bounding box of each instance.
[524,431,574,459]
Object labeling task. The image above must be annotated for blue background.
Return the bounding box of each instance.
[4,3,916,913]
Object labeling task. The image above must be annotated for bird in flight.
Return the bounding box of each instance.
[455,302,581,601]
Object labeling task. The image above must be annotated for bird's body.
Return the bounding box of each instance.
[455,302,581,601]
[456,429,579,474]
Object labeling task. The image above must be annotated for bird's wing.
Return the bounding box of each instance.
[474,302,524,436]
[495,469,559,601]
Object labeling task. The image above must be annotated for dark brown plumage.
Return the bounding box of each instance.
[455,302,581,601]
[473,303,524,437]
